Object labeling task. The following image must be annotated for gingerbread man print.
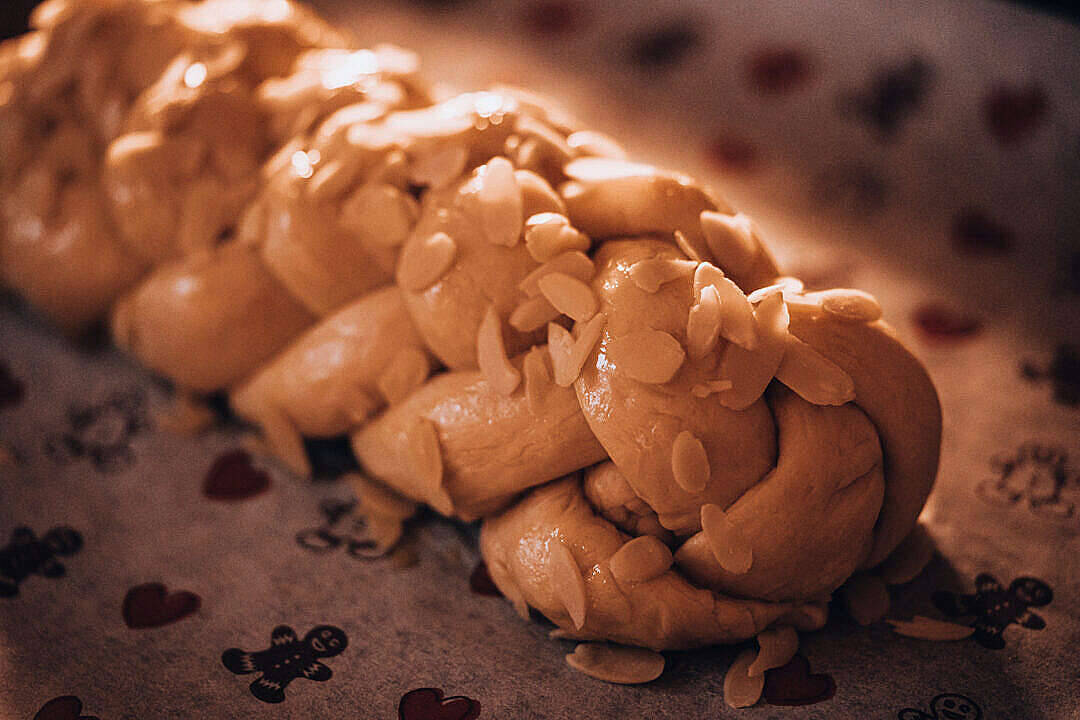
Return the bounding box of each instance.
[932,574,1052,649]
[898,693,982,720]
[222,624,348,703]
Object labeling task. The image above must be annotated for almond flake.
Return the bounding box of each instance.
[523,345,554,413]
[628,258,697,293]
[550,540,587,629]
[516,169,567,217]
[843,573,890,626]
[566,130,627,160]
[716,293,788,410]
[749,626,798,676]
[396,231,457,291]
[409,417,452,516]
[478,156,524,246]
[509,295,562,333]
[608,536,673,584]
[348,473,418,521]
[724,648,764,708]
[477,304,522,396]
[566,644,665,685]
[307,157,361,203]
[786,603,829,631]
[550,628,597,641]
[694,262,757,350]
[818,288,882,323]
[520,251,595,296]
[673,230,701,261]
[876,525,935,586]
[700,211,759,280]
[700,503,753,575]
[547,313,605,387]
[376,347,430,404]
[606,329,685,385]
[775,334,855,406]
[525,212,589,262]
[340,183,419,248]
[671,431,710,493]
[686,284,723,359]
[691,379,734,398]
[409,144,467,189]
[563,157,657,182]
[538,272,598,322]
[886,616,975,641]
[746,282,787,304]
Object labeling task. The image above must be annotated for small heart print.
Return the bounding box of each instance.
[399,687,482,720]
[763,654,836,706]
[747,47,813,95]
[0,360,25,408]
[912,304,983,340]
[122,583,201,629]
[984,82,1048,144]
[33,695,99,720]
[951,209,1014,255]
[202,449,270,500]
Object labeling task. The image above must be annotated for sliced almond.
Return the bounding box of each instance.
[478,156,524,246]
[520,250,595,296]
[396,231,457,292]
[886,616,975,641]
[673,229,701,261]
[547,313,605,387]
[307,157,361,203]
[686,284,723,360]
[749,626,798,676]
[524,212,590,262]
[566,130,627,160]
[608,536,673,584]
[550,628,599,641]
[775,333,855,406]
[876,524,935,586]
[700,503,753,575]
[523,345,554,413]
[409,417,452,516]
[724,648,764,708]
[606,329,685,385]
[516,169,567,217]
[817,288,883,323]
[550,540,587,630]
[509,295,562,333]
[376,346,430,404]
[347,473,418,521]
[628,257,697,293]
[843,573,890,626]
[340,183,419,248]
[410,143,467,189]
[700,211,759,280]
[671,430,710,493]
[564,156,657,182]
[716,293,788,410]
[566,644,665,685]
[477,304,522,396]
[784,603,829,632]
[538,272,598,322]
[691,379,734,398]
[694,262,757,350]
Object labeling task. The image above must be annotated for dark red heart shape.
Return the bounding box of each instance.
[747,46,813,95]
[0,360,25,409]
[469,562,502,597]
[33,695,99,720]
[983,82,1048,144]
[399,687,482,720]
[763,654,836,706]
[951,209,1014,256]
[912,303,983,340]
[202,449,270,500]
[122,583,201,629]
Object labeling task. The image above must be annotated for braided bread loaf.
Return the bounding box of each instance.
[0,0,942,695]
